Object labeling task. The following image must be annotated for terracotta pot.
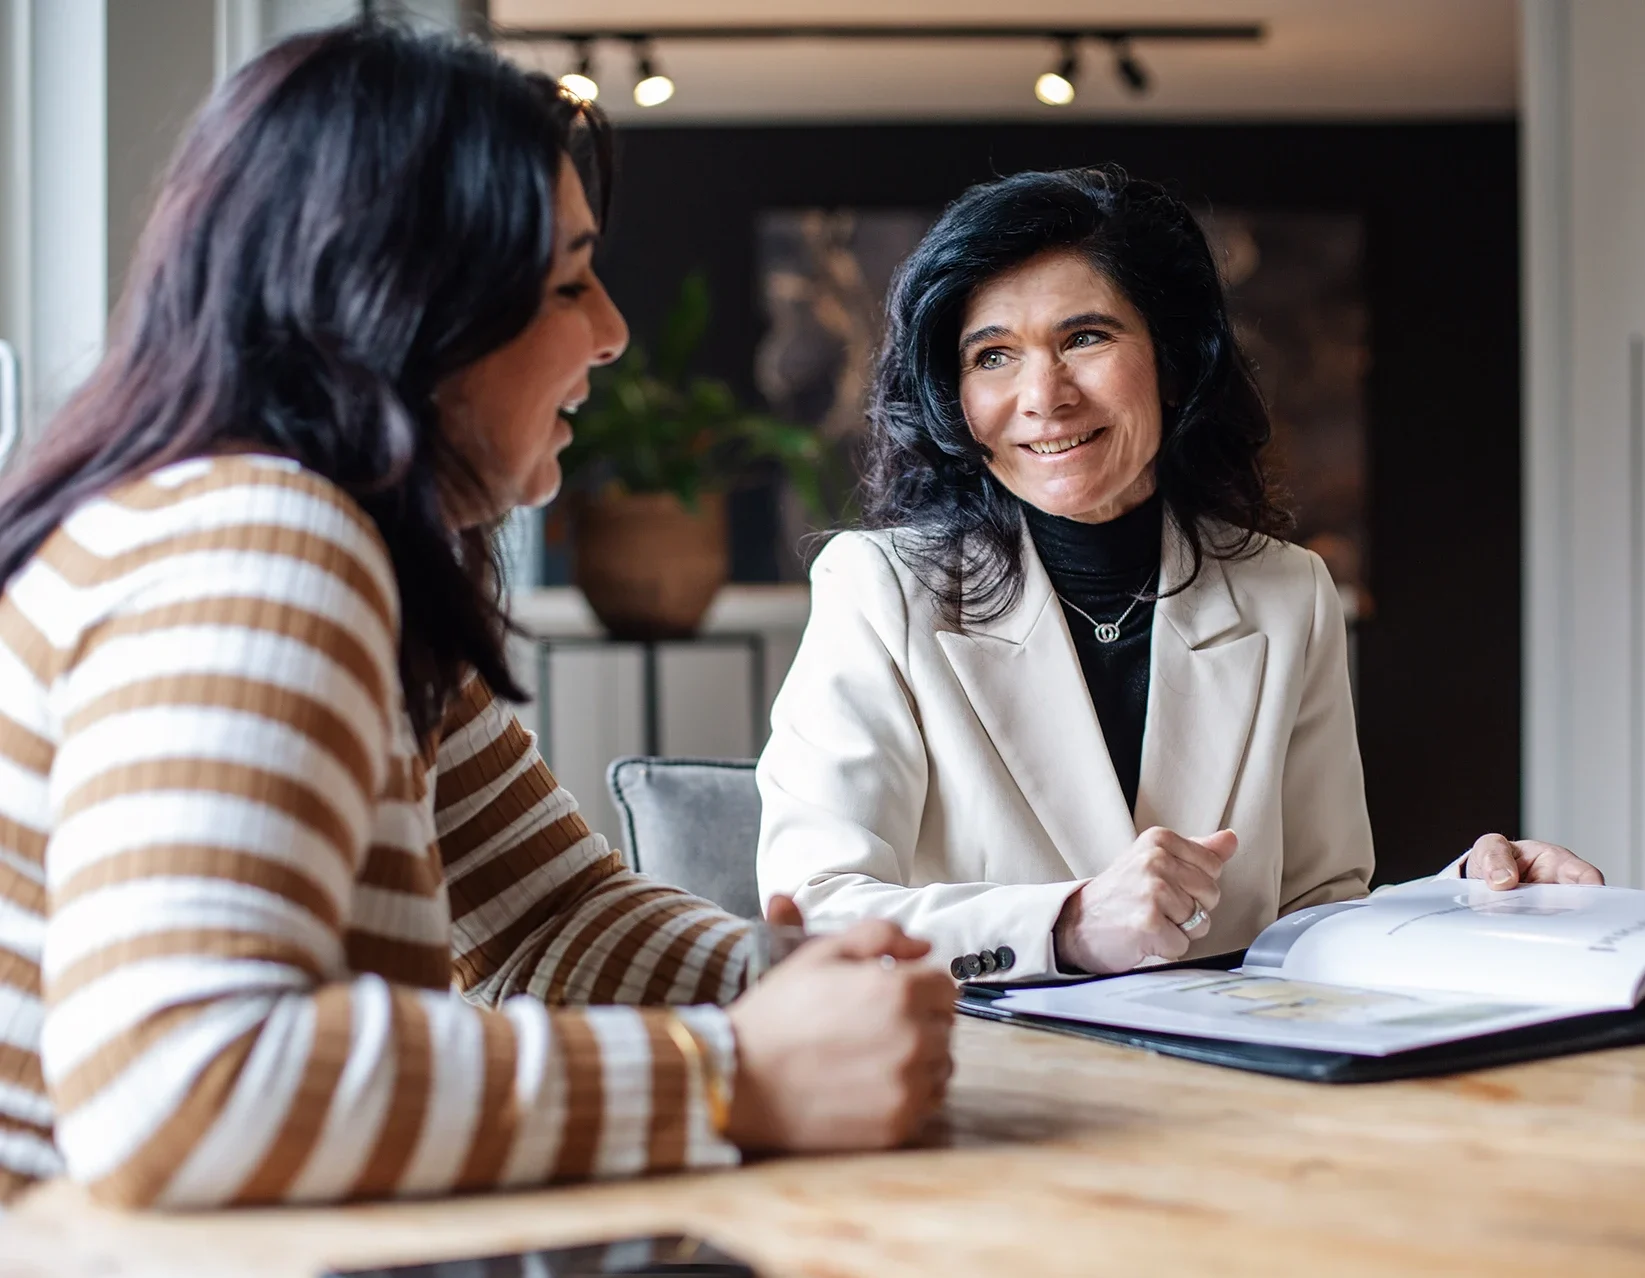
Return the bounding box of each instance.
[572,490,729,639]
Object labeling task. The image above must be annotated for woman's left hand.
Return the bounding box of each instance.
[1463,833,1604,890]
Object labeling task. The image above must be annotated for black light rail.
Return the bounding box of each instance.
[496,24,1266,46]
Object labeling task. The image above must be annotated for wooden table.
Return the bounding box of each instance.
[7,1016,1645,1277]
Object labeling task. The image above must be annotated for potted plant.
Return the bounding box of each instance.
[558,272,829,639]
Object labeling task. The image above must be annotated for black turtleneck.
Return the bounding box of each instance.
[1022,494,1163,814]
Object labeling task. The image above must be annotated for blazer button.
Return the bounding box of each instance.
[993,946,1016,972]
[962,953,985,979]
[977,949,998,974]
[950,956,969,980]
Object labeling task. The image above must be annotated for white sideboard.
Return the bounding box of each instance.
[505,585,810,841]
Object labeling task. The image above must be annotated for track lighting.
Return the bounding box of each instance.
[1112,39,1151,96]
[524,25,1263,108]
[1034,39,1079,107]
[631,41,675,108]
[560,39,599,102]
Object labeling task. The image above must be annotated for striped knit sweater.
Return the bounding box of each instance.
[0,455,752,1207]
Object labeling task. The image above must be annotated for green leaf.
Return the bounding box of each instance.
[557,270,839,520]
[656,270,711,384]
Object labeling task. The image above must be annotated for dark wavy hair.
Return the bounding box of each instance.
[0,22,611,737]
[862,165,1291,628]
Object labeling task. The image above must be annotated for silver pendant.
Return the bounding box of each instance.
[1094,622,1122,643]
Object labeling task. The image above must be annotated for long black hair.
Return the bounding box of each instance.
[0,21,611,737]
[862,165,1291,628]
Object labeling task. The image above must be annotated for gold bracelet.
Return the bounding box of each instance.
[664,1014,732,1138]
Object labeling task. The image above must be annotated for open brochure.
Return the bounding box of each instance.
[990,880,1645,1057]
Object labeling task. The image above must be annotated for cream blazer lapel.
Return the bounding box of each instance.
[1135,521,1267,840]
[936,518,1266,871]
[934,534,1139,875]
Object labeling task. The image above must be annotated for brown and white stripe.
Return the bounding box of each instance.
[0,455,751,1207]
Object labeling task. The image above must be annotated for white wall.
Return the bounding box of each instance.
[247,0,465,57]
[216,1,479,80]
[1522,0,1645,886]
[0,3,27,447]
[0,0,109,439]
[0,0,219,442]
[107,0,217,310]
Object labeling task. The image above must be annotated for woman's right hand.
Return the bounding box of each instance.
[725,915,955,1153]
[1053,827,1240,975]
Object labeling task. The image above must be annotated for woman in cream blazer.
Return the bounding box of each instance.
[758,515,1354,981]
[756,166,1600,982]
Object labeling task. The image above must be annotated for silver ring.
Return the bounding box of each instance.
[1179,906,1209,935]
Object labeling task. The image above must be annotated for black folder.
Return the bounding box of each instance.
[958,951,1645,1083]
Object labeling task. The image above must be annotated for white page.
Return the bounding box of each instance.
[993,970,1569,1056]
[1242,881,1645,1009]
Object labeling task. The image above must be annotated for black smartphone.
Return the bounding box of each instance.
[323,1233,759,1278]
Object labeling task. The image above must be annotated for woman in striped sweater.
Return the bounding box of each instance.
[0,23,953,1208]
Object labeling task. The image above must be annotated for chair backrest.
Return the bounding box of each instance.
[605,756,762,918]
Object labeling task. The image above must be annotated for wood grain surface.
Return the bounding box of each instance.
[6,1016,1645,1276]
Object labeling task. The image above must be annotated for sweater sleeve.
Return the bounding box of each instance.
[434,675,753,1011]
[37,465,739,1209]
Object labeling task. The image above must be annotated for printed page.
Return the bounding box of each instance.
[993,970,1569,1056]
[1242,881,1645,1008]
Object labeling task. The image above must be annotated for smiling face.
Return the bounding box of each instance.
[438,155,629,526]
[957,249,1163,524]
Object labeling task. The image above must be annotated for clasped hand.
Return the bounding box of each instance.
[725,895,955,1154]
[1053,826,1240,975]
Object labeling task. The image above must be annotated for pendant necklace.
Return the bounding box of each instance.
[1057,572,1159,644]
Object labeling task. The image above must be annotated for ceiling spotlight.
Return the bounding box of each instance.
[560,39,599,102]
[1035,39,1079,107]
[631,42,675,108]
[634,64,675,107]
[1112,40,1151,96]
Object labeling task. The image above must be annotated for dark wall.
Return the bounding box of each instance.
[596,122,1521,883]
